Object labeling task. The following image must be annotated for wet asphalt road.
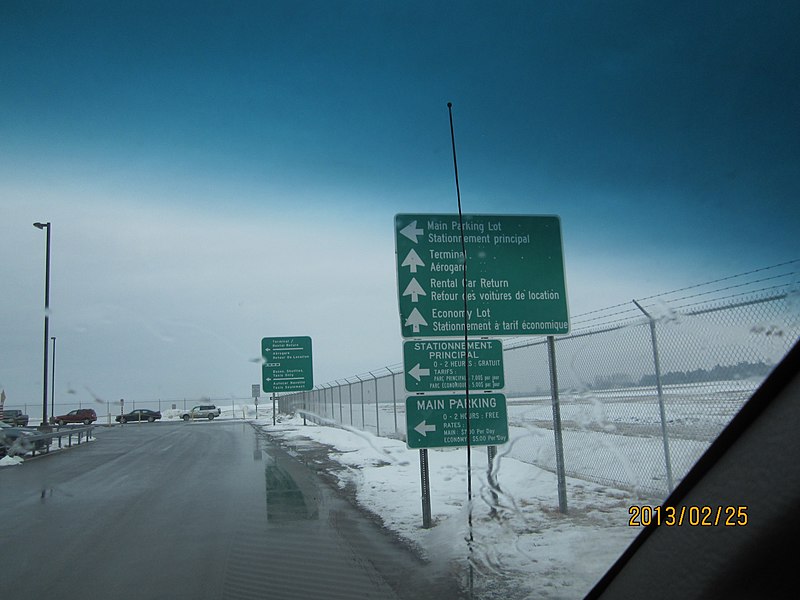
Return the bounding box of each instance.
[0,421,461,599]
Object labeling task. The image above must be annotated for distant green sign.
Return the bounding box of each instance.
[405,393,508,449]
[395,214,569,337]
[403,339,504,392]
[261,336,313,393]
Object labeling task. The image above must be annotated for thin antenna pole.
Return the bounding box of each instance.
[448,101,474,593]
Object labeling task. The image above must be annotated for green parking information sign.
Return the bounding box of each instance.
[395,214,569,338]
[403,339,504,392]
[405,393,508,449]
[261,336,313,393]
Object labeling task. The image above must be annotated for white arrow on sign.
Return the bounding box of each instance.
[414,420,436,436]
[400,220,424,243]
[402,278,426,303]
[408,363,430,381]
[405,308,428,333]
[401,249,425,273]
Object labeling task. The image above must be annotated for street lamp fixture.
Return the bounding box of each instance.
[33,221,52,430]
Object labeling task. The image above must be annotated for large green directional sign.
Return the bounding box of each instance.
[261,336,314,393]
[405,393,508,449]
[395,214,569,338]
[403,339,504,392]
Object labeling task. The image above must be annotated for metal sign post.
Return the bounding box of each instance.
[250,384,260,421]
[547,336,568,514]
[419,449,432,529]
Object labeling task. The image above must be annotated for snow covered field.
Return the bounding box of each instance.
[257,413,645,600]
[298,379,758,498]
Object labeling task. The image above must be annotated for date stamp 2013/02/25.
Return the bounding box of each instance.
[628,505,748,527]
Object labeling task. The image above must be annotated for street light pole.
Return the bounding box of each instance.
[34,221,51,430]
[51,336,57,422]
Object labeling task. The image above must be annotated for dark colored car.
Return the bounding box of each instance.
[0,421,48,457]
[54,408,97,426]
[1,409,29,427]
[116,409,162,424]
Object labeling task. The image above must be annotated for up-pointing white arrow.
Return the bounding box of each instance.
[408,364,430,381]
[414,420,436,436]
[402,278,426,303]
[401,249,425,273]
[405,309,428,333]
[400,220,424,243]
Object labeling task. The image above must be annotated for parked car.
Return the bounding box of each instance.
[1,409,29,427]
[53,408,97,426]
[180,405,221,421]
[116,409,162,424]
[0,421,48,457]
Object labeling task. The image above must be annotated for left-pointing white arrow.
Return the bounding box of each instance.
[408,364,430,381]
[414,420,436,436]
[400,220,424,243]
[403,278,427,302]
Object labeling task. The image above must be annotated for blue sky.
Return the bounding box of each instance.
[2,1,798,410]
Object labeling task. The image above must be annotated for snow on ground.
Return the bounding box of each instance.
[256,413,643,600]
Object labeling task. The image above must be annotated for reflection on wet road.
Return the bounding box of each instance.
[0,422,459,599]
[262,436,319,522]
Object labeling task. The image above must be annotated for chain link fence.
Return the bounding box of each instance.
[280,264,799,501]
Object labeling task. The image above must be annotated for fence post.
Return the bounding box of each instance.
[633,300,675,494]
[369,370,379,437]
[547,336,568,514]
[354,375,365,429]
[337,380,344,422]
[387,366,398,434]
[348,379,354,425]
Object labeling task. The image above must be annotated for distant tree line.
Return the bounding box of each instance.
[633,361,773,387]
[508,361,775,398]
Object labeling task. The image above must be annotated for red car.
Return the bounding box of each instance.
[54,408,97,426]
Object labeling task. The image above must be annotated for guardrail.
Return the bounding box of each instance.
[3,425,95,458]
